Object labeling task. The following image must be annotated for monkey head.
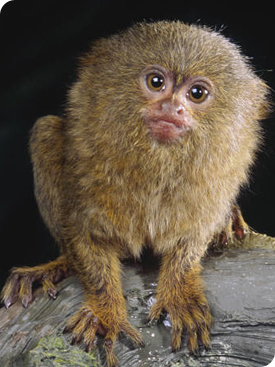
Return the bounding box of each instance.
[67,21,269,171]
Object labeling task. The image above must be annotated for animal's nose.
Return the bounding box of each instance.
[160,99,186,117]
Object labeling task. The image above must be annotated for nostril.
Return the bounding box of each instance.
[157,102,164,111]
[176,106,184,115]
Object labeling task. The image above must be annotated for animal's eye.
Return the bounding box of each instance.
[146,74,165,92]
[188,85,209,103]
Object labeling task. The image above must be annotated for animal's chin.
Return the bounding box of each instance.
[145,119,190,143]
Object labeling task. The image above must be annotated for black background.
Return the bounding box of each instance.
[0,0,274,290]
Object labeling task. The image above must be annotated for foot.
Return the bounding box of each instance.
[64,303,144,367]
[215,205,249,246]
[1,256,72,308]
[148,265,212,353]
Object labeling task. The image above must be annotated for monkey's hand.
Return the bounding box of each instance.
[1,256,71,308]
[215,204,249,246]
[148,256,212,353]
[63,237,144,367]
[64,298,144,367]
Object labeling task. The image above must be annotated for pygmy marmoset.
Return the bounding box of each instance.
[1,20,269,366]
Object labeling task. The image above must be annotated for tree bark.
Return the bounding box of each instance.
[0,232,275,367]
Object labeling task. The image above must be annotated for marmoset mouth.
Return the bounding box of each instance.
[145,118,191,143]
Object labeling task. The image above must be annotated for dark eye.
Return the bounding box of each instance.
[146,74,165,92]
[188,85,209,103]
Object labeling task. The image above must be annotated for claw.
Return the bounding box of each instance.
[232,205,248,240]
[85,340,95,353]
[1,272,20,308]
[4,296,13,309]
[219,231,230,246]
[63,325,72,334]
[1,256,70,308]
[21,294,32,308]
[71,336,78,346]
[48,288,58,300]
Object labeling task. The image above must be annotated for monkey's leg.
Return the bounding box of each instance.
[1,255,72,308]
[148,248,212,353]
[216,204,249,245]
[30,115,64,246]
[64,237,144,367]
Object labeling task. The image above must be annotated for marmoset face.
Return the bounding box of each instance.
[140,64,214,143]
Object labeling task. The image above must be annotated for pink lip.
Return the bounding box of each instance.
[157,119,184,130]
[145,117,191,142]
[151,116,186,129]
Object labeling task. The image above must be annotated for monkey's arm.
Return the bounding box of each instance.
[63,233,144,367]
[2,116,70,308]
[29,115,64,245]
[148,247,212,352]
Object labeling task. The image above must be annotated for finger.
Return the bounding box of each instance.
[171,324,184,352]
[232,206,248,239]
[120,320,144,347]
[47,287,58,300]
[197,310,212,349]
[189,302,209,326]
[84,316,101,352]
[63,307,87,334]
[19,276,34,308]
[188,300,212,350]
[85,339,96,353]
[71,310,93,343]
[42,276,57,299]
[170,305,198,353]
[219,231,229,245]
[199,325,211,349]
[187,324,198,354]
[1,274,21,308]
[147,302,163,323]
[104,336,118,367]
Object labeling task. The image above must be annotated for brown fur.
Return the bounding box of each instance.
[1,21,269,366]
